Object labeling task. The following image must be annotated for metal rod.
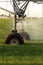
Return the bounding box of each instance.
[20,1,27,9]
[0,7,14,15]
[18,0,43,1]
[13,0,17,31]
[14,12,17,31]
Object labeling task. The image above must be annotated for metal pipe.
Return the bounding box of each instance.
[13,0,17,31]
[18,0,43,1]
[14,12,17,31]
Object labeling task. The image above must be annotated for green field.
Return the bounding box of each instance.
[0,18,13,44]
[0,45,43,65]
[0,17,43,65]
[0,17,43,44]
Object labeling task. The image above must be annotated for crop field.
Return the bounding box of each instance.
[0,17,43,65]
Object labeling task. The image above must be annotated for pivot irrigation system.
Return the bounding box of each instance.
[0,0,43,45]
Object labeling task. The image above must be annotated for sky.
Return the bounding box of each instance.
[0,0,43,17]
[25,2,42,17]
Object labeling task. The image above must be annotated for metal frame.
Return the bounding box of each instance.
[12,0,29,32]
[12,0,43,32]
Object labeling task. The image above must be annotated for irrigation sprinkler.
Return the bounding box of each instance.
[5,0,30,44]
[0,0,43,44]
